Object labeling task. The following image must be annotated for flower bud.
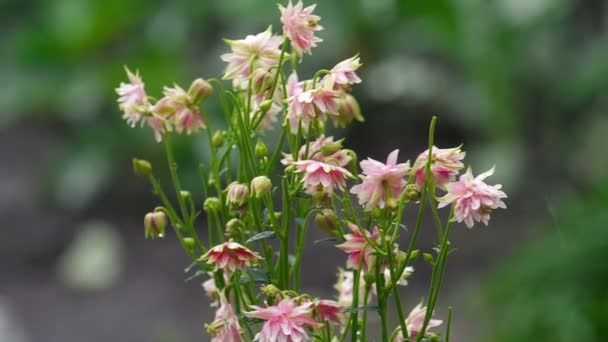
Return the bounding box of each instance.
[314,209,339,235]
[225,182,249,208]
[385,196,399,210]
[225,218,245,238]
[255,139,268,158]
[312,187,330,207]
[180,190,191,202]
[404,183,421,202]
[423,253,435,265]
[187,78,213,104]
[261,284,281,299]
[203,197,222,213]
[251,176,272,198]
[144,211,167,239]
[183,237,196,249]
[152,96,175,116]
[321,138,344,156]
[343,149,358,177]
[363,271,376,285]
[258,99,274,114]
[212,131,225,148]
[132,158,152,177]
[333,94,364,128]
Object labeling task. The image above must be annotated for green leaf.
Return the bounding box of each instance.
[246,230,276,244]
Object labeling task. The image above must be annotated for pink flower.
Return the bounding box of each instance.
[202,276,219,307]
[201,241,260,276]
[143,115,169,143]
[293,160,352,195]
[116,67,149,127]
[396,304,442,340]
[281,135,351,167]
[287,87,339,133]
[207,293,242,342]
[314,300,344,325]
[412,145,465,189]
[323,56,362,89]
[279,1,323,55]
[336,222,380,271]
[226,182,249,208]
[159,85,206,135]
[438,167,507,228]
[245,298,320,342]
[350,150,410,211]
[221,27,283,90]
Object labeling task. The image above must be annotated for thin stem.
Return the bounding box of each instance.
[445,307,453,342]
[375,256,388,342]
[360,284,371,342]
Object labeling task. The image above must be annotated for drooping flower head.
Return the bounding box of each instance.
[282,135,351,167]
[350,150,410,211]
[157,84,206,135]
[383,266,414,287]
[206,292,242,342]
[279,1,323,55]
[438,167,507,228]
[116,67,149,127]
[221,27,283,90]
[314,299,344,325]
[396,303,442,340]
[202,276,219,307]
[293,160,353,197]
[336,222,380,271]
[287,85,339,134]
[225,182,250,208]
[201,241,260,276]
[412,145,466,189]
[332,94,364,128]
[245,298,320,342]
[323,55,362,90]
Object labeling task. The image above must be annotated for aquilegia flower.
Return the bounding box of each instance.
[116,67,149,127]
[206,292,242,342]
[282,135,351,167]
[221,27,283,90]
[245,298,320,342]
[279,1,323,55]
[201,241,260,276]
[383,266,414,287]
[293,160,353,196]
[336,222,380,271]
[287,85,339,133]
[225,182,250,208]
[323,55,362,89]
[158,84,206,135]
[395,303,442,341]
[314,299,343,325]
[412,145,465,189]
[438,167,507,228]
[350,149,410,211]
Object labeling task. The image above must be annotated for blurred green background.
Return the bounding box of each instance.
[2,0,607,341]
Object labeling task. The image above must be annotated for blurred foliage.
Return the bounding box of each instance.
[481,175,608,341]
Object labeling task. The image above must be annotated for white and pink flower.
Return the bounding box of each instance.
[395,303,442,341]
[336,222,380,271]
[245,298,320,342]
[438,167,507,228]
[207,293,242,342]
[412,145,465,189]
[287,86,339,133]
[201,241,260,276]
[314,299,344,325]
[159,84,206,135]
[350,150,410,211]
[116,67,149,127]
[282,135,351,167]
[279,1,323,55]
[293,160,352,196]
[334,268,369,307]
[323,55,362,89]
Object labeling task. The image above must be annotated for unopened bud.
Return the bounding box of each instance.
[225,182,249,208]
[423,253,435,265]
[225,218,245,238]
[144,211,167,239]
[404,183,421,202]
[363,272,376,285]
[261,284,281,299]
[258,99,274,114]
[188,78,213,104]
[203,197,222,213]
[183,237,196,249]
[255,140,268,158]
[180,190,191,202]
[343,149,358,177]
[321,138,344,156]
[312,187,330,207]
[251,176,272,198]
[315,209,339,235]
[132,158,152,177]
[385,196,398,210]
[211,131,225,148]
[333,94,364,128]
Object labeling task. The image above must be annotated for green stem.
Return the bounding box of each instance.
[279,177,291,289]
[445,306,453,342]
[374,256,388,342]
[360,284,371,342]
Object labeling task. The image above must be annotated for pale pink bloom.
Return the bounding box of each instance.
[281,135,350,167]
[245,298,320,342]
[383,266,414,287]
[438,167,507,228]
[201,241,260,276]
[332,94,364,128]
[314,300,344,325]
[350,150,410,211]
[221,27,283,90]
[293,160,352,195]
[396,304,442,340]
[226,182,249,208]
[286,72,304,98]
[334,268,369,307]
[279,1,323,55]
[287,87,339,133]
[203,276,219,307]
[116,67,149,127]
[159,85,206,135]
[208,293,242,342]
[336,222,380,271]
[143,115,169,143]
[323,56,362,89]
[413,145,466,189]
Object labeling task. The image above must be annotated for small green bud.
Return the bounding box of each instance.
[132,158,152,177]
[180,190,191,202]
[203,197,222,213]
[144,211,167,239]
[183,237,196,249]
[261,284,281,299]
[363,272,376,285]
[385,196,398,210]
[251,176,272,198]
[343,149,358,176]
[314,209,339,235]
[404,183,421,202]
[255,140,268,158]
[258,99,274,114]
[321,138,344,156]
[225,218,245,238]
[211,131,225,148]
[187,78,213,104]
[423,253,435,265]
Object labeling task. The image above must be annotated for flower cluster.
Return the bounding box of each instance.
[118,1,509,341]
